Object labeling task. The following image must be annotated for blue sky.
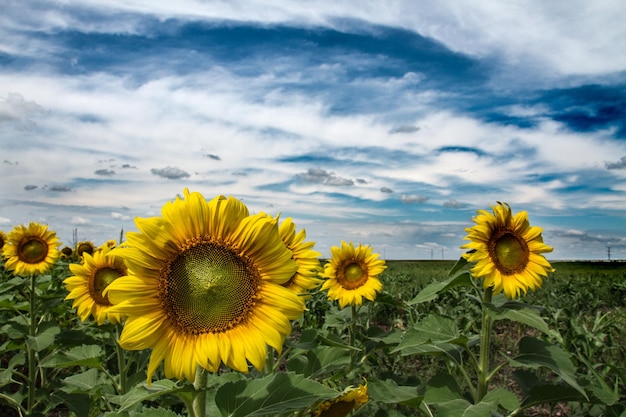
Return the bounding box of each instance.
[1,1,626,260]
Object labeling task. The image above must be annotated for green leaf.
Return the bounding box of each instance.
[520,383,588,408]
[368,379,423,408]
[287,346,351,378]
[423,374,464,404]
[508,336,588,400]
[393,315,469,361]
[113,379,183,411]
[482,388,520,411]
[39,344,102,368]
[51,392,92,417]
[26,323,60,352]
[437,400,495,417]
[215,372,338,417]
[61,368,103,393]
[487,303,561,342]
[408,272,473,305]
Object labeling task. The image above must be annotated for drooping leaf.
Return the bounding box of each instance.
[215,372,338,417]
[487,303,561,342]
[368,378,423,408]
[508,336,587,399]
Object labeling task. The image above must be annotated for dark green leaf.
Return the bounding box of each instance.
[51,392,92,417]
[216,372,338,417]
[509,337,587,399]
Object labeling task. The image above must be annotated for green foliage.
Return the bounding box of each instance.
[1,256,625,416]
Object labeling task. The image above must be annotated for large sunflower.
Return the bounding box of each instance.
[461,202,554,299]
[64,244,127,325]
[321,241,386,308]
[312,382,368,417]
[2,222,61,275]
[278,217,322,296]
[105,189,305,382]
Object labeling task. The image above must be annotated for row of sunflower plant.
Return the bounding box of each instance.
[0,189,623,417]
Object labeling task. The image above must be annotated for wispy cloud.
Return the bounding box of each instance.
[0,1,625,259]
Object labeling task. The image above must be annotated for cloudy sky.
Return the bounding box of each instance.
[1,1,626,260]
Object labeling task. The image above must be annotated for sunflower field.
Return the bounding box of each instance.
[0,191,625,417]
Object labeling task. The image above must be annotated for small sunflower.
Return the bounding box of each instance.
[312,382,368,417]
[2,222,61,275]
[278,217,322,296]
[321,241,386,308]
[75,241,95,258]
[64,244,127,325]
[60,245,74,260]
[105,189,305,382]
[461,202,554,299]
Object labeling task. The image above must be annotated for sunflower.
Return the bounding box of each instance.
[60,245,74,260]
[461,202,554,299]
[312,382,368,417]
[104,189,305,382]
[64,244,127,325]
[320,241,386,308]
[75,240,95,259]
[0,230,7,252]
[278,217,322,296]
[2,222,61,276]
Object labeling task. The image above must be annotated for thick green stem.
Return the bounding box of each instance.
[27,274,38,416]
[190,366,208,417]
[477,286,494,402]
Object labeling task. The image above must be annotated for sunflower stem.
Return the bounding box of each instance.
[114,325,128,394]
[477,286,494,403]
[27,274,38,416]
[349,305,357,371]
[191,366,209,417]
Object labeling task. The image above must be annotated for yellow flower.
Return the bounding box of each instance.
[321,241,386,308]
[60,245,74,259]
[312,382,368,417]
[2,222,61,275]
[105,189,305,382]
[75,241,95,259]
[461,202,555,299]
[0,230,7,252]
[64,244,127,325]
[278,217,322,296]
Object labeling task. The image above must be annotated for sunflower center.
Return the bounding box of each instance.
[90,267,125,306]
[160,241,260,335]
[344,263,364,282]
[338,261,368,289]
[18,237,48,264]
[490,230,529,275]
